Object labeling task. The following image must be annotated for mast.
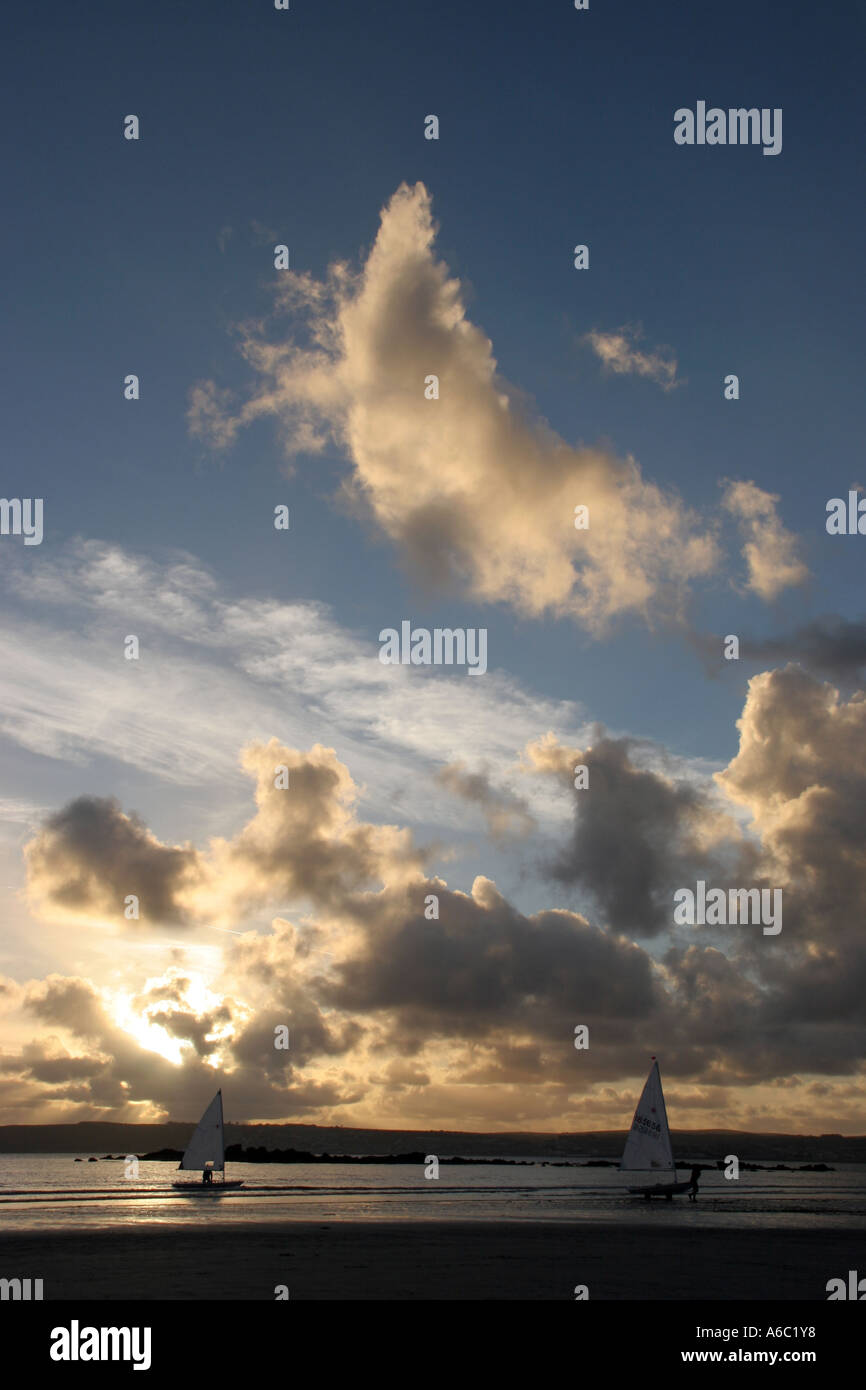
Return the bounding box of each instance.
[218,1088,224,1184]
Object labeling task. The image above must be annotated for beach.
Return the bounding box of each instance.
[1,1220,857,1300]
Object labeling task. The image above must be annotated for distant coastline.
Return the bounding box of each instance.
[77,1146,836,1172]
[1,1120,862,1162]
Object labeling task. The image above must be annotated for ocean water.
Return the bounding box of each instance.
[1,1153,864,1232]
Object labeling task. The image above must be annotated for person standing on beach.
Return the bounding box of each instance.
[688,1166,700,1200]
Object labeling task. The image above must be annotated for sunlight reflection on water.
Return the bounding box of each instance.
[1,1154,864,1233]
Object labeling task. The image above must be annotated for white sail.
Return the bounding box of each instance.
[619,1060,675,1172]
[179,1090,225,1172]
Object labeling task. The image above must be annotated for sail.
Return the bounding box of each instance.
[179,1090,225,1172]
[619,1061,675,1172]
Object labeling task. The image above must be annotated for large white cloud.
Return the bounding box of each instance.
[189,182,721,631]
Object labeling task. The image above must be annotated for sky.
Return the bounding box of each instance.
[1,0,865,1133]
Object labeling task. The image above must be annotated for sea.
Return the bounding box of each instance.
[1,1153,864,1232]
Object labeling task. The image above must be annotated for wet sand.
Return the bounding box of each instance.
[0,1220,858,1299]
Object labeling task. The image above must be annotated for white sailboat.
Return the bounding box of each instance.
[620,1058,693,1200]
[171,1089,244,1191]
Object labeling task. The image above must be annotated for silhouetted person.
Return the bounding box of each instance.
[202,1166,213,1186]
[688,1165,700,1201]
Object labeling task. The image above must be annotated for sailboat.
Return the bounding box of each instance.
[171,1089,244,1191]
[619,1058,691,1200]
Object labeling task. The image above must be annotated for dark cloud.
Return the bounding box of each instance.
[147,1006,233,1059]
[547,735,742,938]
[8,672,866,1127]
[10,969,361,1122]
[436,761,535,840]
[215,741,428,914]
[740,617,866,685]
[24,796,199,925]
[132,976,192,1009]
[0,1041,106,1084]
[22,742,429,928]
[690,617,866,687]
[318,876,660,1044]
[25,975,114,1039]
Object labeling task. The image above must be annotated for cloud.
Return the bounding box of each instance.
[146,1005,233,1058]
[25,976,112,1039]
[710,666,866,1070]
[10,668,866,1129]
[312,876,662,1047]
[0,976,22,1008]
[8,968,356,1122]
[722,480,809,600]
[129,970,239,1060]
[716,665,866,923]
[583,324,679,391]
[187,381,241,449]
[201,740,428,918]
[15,740,676,1114]
[738,616,866,685]
[0,538,590,837]
[435,761,535,840]
[527,732,745,937]
[13,1040,107,1084]
[188,182,719,632]
[24,797,202,926]
[23,741,428,928]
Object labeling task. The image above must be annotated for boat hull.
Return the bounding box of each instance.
[628,1179,691,1198]
[171,1180,244,1191]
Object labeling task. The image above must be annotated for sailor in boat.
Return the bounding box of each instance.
[688,1165,700,1201]
[173,1091,243,1191]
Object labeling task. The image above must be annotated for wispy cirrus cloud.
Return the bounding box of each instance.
[0,538,592,833]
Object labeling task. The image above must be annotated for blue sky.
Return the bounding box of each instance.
[4,1,863,763]
[1,1,865,1130]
